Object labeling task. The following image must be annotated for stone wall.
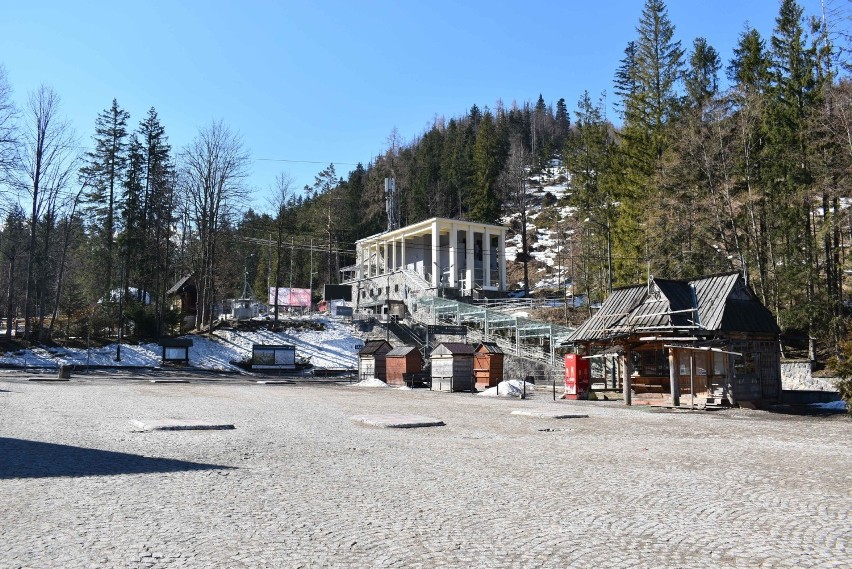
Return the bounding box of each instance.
[781,360,839,391]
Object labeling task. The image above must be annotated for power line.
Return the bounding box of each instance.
[254,158,361,166]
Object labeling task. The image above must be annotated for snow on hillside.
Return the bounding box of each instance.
[0,316,361,372]
[502,164,577,292]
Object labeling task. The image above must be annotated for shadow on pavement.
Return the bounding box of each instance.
[0,437,234,479]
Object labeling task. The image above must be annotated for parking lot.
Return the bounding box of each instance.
[1,371,849,568]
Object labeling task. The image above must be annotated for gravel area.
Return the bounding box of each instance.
[0,371,849,568]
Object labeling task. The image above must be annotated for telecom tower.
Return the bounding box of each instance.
[384,177,397,231]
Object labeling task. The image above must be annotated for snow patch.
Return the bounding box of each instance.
[479,379,537,398]
[352,377,389,388]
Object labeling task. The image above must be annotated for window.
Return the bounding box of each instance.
[713,352,726,376]
[631,348,670,377]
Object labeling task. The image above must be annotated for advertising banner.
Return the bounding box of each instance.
[268,287,312,307]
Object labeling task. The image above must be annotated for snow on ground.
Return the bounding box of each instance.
[0,316,361,372]
[214,318,359,370]
[807,401,848,412]
[479,379,537,397]
[351,377,389,388]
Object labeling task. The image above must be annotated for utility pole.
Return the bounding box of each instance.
[267,232,272,298]
[309,238,314,313]
[116,249,125,361]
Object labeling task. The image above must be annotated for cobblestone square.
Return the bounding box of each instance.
[1,373,849,568]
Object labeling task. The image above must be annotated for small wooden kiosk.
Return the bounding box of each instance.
[430,342,475,392]
[385,346,423,386]
[473,342,504,388]
[358,339,392,381]
[564,272,782,408]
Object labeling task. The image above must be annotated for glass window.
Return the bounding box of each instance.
[632,349,670,376]
[713,352,726,376]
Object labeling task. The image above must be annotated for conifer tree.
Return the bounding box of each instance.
[470,111,504,223]
[612,0,684,284]
[80,99,129,297]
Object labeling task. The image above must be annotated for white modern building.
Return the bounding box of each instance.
[343,217,509,313]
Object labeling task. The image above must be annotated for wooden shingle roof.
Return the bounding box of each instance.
[566,272,779,344]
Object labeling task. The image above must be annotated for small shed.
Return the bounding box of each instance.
[430,342,475,392]
[358,339,392,381]
[166,275,197,332]
[385,346,424,386]
[473,342,504,388]
[563,272,782,408]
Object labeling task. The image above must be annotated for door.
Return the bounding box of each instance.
[678,351,708,396]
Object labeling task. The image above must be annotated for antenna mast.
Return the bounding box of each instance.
[385,177,397,231]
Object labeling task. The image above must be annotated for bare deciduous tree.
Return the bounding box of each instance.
[500,136,532,293]
[181,120,249,330]
[16,86,77,339]
[269,171,294,324]
[0,65,17,188]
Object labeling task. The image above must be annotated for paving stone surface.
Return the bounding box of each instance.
[0,372,850,568]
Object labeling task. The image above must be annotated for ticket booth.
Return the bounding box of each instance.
[564,353,590,400]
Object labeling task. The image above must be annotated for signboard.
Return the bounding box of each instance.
[252,344,296,370]
[269,287,312,307]
[163,347,189,362]
[335,306,353,317]
[427,325,467,336]
[324,284,352,301]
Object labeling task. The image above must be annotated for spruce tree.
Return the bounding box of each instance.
[470,111,503,223]
[80,99,129,297]
[612,0,684,284]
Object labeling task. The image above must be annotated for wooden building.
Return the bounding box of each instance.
[473,342,504,389]
[430,342,475,392]
[357,339,393,381]
[564,273,781,408]
[385,346,424,386]
[166,275,197,332]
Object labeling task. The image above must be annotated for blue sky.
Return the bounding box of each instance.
[1,0,826,211]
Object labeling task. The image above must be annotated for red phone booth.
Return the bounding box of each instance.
[564,353,590,400]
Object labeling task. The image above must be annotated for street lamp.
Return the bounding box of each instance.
[583,217,612,294]
[116,245,127,362]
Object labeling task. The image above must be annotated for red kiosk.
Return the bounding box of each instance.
[564,353,590,400]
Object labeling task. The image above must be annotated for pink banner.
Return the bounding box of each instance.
[268,287,312,307]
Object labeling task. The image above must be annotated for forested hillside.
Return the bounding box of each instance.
[0,0,850,358]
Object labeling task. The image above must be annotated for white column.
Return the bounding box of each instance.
[431,220,440,288]
[357,245,363,280]
[383,240,388,274]
[466,226,474,293]
[449,224,457,288]
[401,237,406,271]
[484,228,491,287]
[392,237,397,271]
[499,230,506,290]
